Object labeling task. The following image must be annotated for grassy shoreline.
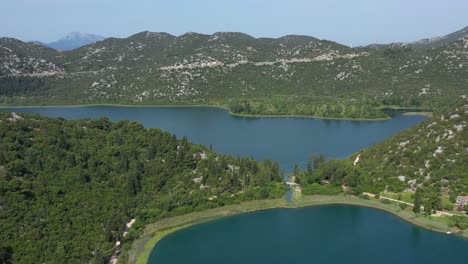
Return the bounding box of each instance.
[228,111,391,121]
[128,198,288,264]
[0,103,395,121]
[402,111,433,117]
[127,195,467,264]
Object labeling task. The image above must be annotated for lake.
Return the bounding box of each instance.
[0,106,426,171]
[3,106,463,262]
[148,205,468,264]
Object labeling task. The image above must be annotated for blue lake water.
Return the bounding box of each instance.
[148,205,468,264]
[0,106,426,172]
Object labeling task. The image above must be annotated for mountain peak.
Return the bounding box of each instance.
[37,32,106,51]
[64,32,103,41]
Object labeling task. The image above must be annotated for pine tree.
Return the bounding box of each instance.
[293,163,300,176]
[307,156,313,176]
[313,154,325,170]
[413,188,421,214]
[424,200,432,215]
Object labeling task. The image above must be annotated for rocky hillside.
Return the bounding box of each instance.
[353,102,468,197]
[0,38,64,77]
[1,28,468,118]
[410,26,468,47]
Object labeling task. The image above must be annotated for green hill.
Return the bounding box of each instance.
[292,103,467,235]
[353,103,468,197]
[0,113,284,263]
[1,28,468,119]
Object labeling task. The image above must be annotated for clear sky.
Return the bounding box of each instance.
[2,0,468,45]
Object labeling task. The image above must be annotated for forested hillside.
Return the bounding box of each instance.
[353,103,468,197]
[0,113,284,263]
[1,27,468,119]
[295,103,467,208]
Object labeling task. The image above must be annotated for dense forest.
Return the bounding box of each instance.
[0,113,285,263]
[294,155,362,196]
[228,97,387,119]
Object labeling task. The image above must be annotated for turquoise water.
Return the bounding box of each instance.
[0,106,426,171]
[2,106,461,262]
[148,205,468,264]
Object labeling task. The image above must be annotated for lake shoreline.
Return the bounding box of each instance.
[128,195,467,264]
[402,111,433,117]
[0,103,395,121]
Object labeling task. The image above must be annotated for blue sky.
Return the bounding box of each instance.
[2,0,468,45]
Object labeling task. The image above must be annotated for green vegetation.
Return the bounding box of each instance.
[0,113,285,263]
[0,98,466,262]
[288,104,468,242]
[1,29,468,119]
[302,183,342,195]
[414,188,422,214]
[227,96,389,119]
[295,157,363,196]
[352,104,468,197]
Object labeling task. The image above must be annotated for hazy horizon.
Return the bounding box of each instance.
[2,0,468,46]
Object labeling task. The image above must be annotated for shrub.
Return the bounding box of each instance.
[359,194,369,200]
[398,203,408,210]
[302,183,343,195]
[380,199,391,204]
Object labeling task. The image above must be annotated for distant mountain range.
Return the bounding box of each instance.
[29,26,468,51]
[31,32,105,51]
[1,27,467,119]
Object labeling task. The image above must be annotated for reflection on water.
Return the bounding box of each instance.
[0,106,427,172]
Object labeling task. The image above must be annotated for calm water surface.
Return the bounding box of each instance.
[3,107,462,262]
[0,106,426,171]
[149,205,468,264]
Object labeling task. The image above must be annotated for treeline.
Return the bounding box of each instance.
[228,99,387,119]
[0,113,285,263]
[293,155,363,196]
[293,154,468,230]
[0,77,49,96]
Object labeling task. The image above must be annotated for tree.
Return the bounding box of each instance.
[126,171,141,196]
[424,200,432,215]
[272,161,280,181]
[313,154,325,170]
[90,249,105,264]
[413,188,421,214]
[293,164,301,176]
[0,246,13,264]
[306,156,313,176]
